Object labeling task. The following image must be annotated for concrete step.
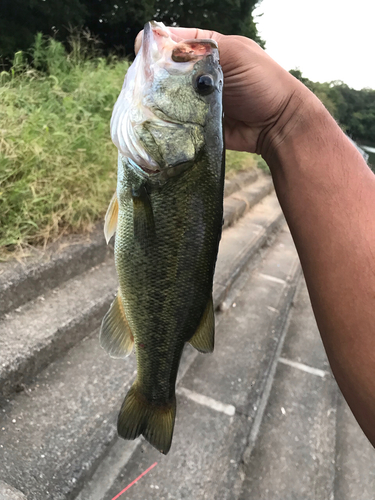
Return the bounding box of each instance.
[214,191,282,306]
[0,260,118,397]
[0,223,296,500]
[238,278,375,500]
[0,170,263,317]
[0,328,136,500]
[224,170,258,198]
[238,279,337,500]
[77,227,301,500]
[0,228,114,318]
[223,174,273,230]
[0,190,282,399]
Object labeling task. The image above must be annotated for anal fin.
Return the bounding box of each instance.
[189,295,215,353]
[100,291,134,358]
[104,191,119,244]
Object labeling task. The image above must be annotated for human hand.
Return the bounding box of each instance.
[135,27,312,156]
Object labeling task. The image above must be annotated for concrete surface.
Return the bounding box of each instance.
[239,350,337,499]
[0,333,136,500]
[183,229,300,415]
[0,260,118,396]
[81,228,301,500]
[214,192,283,307]
[223,175,273,229]
[0,191,281,401]
[0,225,112,317]
[239,280,375,500]
[0,481,27,500]
[224,170,258,198]
[0,187,289,500]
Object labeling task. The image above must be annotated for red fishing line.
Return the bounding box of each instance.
[111,462,158,500]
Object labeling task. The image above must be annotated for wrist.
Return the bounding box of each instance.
[258,84,337,172]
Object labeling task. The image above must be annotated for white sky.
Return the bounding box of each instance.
[253,0,375,90]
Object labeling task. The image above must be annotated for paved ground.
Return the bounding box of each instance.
[80,239,375,500]
[1,171,374,500]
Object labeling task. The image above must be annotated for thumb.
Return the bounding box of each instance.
[167,27,220,41]
[134,26,223,54]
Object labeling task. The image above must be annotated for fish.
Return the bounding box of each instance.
[100,21,224,455]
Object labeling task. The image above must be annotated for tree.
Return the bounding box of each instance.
[0,0,264,61]
[290,70,375,146]
[0,0,86,60]
[154,0,264,46]
[81,0,155,56]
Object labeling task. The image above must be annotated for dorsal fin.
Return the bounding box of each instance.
[104,191,119,244]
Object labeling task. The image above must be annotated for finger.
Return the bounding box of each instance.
[167,27,219,41]
[134,26,223,54]
[134,27,188,55]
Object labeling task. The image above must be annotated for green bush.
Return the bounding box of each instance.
[0,33,128,258]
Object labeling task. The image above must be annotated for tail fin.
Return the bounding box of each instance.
[117,382,176,455]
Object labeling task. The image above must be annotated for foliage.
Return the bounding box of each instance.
[150,0,264,47]
[334,85,375,145]
[290,69,375,146]
[0,34,128,257]
[225,150,259,176]
[0,0,87,61]
[255,155,270,173]
[0,0,264,62]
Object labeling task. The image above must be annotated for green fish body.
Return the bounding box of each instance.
[100,21,224,454]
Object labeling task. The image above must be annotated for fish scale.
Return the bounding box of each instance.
[100,21,224,454]
[117,156,221,355]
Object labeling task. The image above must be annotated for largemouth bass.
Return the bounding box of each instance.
[100,21,224,455]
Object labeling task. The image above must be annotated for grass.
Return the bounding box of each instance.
[226,150,267,176]
[0,34,266,260]
[0,33,129,259]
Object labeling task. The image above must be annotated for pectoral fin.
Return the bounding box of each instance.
[189,295,215,353]
[100,291,134,358]
[104,191,119,244]
[132,185,155,246]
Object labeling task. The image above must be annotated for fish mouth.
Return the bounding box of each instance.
[111,21,219,177]
[143,21,219,67]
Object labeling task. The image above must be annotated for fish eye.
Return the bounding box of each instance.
[194,74,215,95]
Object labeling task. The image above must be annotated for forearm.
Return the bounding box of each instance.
[264,89,375,445]
[163,25,375,444]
